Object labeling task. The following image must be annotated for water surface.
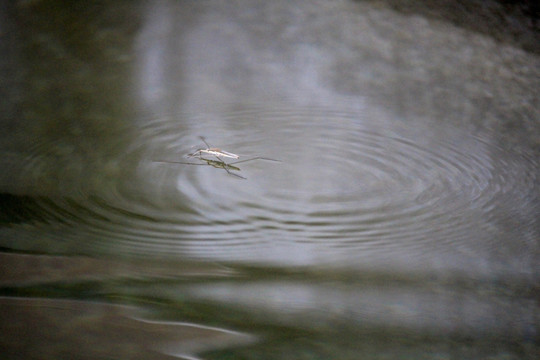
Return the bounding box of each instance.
[0,0,538,359]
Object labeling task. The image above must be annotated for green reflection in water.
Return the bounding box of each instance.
[1,253,536,360]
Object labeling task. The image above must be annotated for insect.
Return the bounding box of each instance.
[155,136,279,179]
[188,137,240,159]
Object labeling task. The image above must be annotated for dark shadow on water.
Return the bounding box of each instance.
[357,0,539,54]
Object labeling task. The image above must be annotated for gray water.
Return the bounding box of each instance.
[1,1,538,359]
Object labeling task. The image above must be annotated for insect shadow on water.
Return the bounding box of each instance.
[154,136,280,179]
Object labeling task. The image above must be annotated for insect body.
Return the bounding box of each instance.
[189,148,239,159]
[155,136,279,179]
[188,137,239,159]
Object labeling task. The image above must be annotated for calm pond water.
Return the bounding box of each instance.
[1,1,538,359]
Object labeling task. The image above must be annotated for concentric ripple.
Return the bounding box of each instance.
[1,105,538,276]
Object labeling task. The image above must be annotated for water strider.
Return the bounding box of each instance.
[155,136,280,179]
[188,136,241,159]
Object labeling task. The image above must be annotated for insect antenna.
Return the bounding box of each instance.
[199,136,211,149]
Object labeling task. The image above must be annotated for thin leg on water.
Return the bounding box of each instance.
[212,155,246,179]
[153,160,206,165]
[229,157,281,164]
[223,168,246,179]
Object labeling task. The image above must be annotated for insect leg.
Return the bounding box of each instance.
[229,157,281,164]
[153,160,206,165]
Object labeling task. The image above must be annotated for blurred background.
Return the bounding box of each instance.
[0,1,538,359]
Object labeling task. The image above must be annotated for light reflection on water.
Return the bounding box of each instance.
[0,296,254,360]
[183,280,537,338]
[1,0,539,358]
[1,105,537,278]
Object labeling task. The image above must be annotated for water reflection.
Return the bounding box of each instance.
[184,280,536,338]
[0,0,538,359]
[1,105,537,279]
[0,297,253,360]
[1,1,536,278]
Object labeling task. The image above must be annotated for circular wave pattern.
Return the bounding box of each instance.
[4,106,538,274]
